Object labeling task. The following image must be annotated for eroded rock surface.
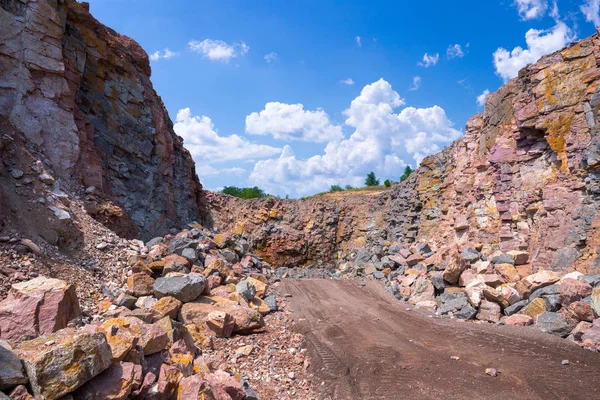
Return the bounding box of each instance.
[0,0,205,239]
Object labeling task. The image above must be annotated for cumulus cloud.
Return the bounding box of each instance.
[174,108,280,165]
[409,76,421,91]
[264,52,278,63]
[447,44,465,59]
[418,53,439,67]
[477,89,490,107]
[249,79,461,196]
[245,102,343,143]
[340,78,355,85]
[355,36,362,47]
[581,0,600,26]
[188,39,249,62]
[493,21,575,82]
[149,48,179,61]
[513,0,548,20]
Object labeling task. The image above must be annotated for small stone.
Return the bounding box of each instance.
[38,173,55,185]
[561,360,570,365]
[11,169,24,179]
[450,356,460,360]
[485,368,497,377]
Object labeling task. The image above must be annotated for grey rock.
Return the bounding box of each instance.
[167,237,197,256]
[461,248,481,263]
[579,274,600,287]
[153,273,206,303]
[189,228,206,239]
[0,341,28,390]
[181,247,198,263]
[454,304,478,320]
[10,169,23,179]
[439,289,467,304]
[503,300,529,316]
[236,280,256,301]
[490,254,514,265]
[544,295,561,312]
[353,249,373,269]
[264,295,278,312]
[530,284,559,301]
[536,312,573,337]
[551,247,581,270]
[115,292,137,310]
[439,297,469,315]
[221,249,239,264]
[430,272,446,290]
[373,271,385,280]
[146,237,164,248]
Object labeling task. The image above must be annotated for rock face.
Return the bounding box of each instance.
[0,0,206,239]
[208,32,600,275]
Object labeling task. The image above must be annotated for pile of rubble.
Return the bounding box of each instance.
[0,227,319,400]
[335,242,600,350]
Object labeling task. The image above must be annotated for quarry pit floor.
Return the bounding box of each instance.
[281,279,600,399]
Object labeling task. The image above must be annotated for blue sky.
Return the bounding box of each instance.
[87,0,599,197]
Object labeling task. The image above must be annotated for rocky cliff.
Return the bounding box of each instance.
[208,33,600,275]
[0,0,206,240]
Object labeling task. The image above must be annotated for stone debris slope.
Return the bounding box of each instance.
[0,227,321,400]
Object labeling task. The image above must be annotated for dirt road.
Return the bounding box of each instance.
[281,279,600,399]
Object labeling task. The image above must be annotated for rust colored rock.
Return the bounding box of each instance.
[185,324,214,350]
[179,296,264,334]
[203,370,245,400]
[205,311,236,338]
[567,301,595,322]
[127,273,155,297]
[9,385,35,400]
[98,317,168,357]
[442,250,467,285]
[245,276,268,299]
[476,300,502,323]
[146,364,181,400]
[502,314,534,326]
[522,298,548,319]
[558,278,592,306]
[151,296,183,320]
[494,263,520,283]
[162,254,192,275]
[71,362,140,400]
[0,277,81,342]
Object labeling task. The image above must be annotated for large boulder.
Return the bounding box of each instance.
[70,362,142,400]
[409,279,435,305]
[126,273,156,297]
[476,300,501,323]
[153,273,207,303]
[97,317,168,357]
[441,249,466,284]
[16,331,112,400]
[179,296,264,333]
[0,341,28,390]
[0,277,81,342]
[523,271,560,292]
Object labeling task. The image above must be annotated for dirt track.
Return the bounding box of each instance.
[281,279,600,399]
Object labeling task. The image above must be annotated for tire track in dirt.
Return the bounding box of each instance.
[282,279,600,399]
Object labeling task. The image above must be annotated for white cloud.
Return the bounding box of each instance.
[581,0,600,26]
[188,39,249,62]
[264,52,278,63]
[355,36,362,47]
[493,21,575,82]
[513,0,548,20]
[409,76,421,91]
[477,89,490,107]
[249,79,461,196]
[174,108,280,165]
[149,48,180,61]
[340,78,355,85]
[447,44,465,59]
[418,53,439,67]
[245,102,343,143]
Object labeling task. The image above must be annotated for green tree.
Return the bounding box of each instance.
[345,185,354,190]
[384,179,392,187]
[222,186,269,199]
[365,172,380,186]
[330,185,344,192]
[400,166,414,182]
